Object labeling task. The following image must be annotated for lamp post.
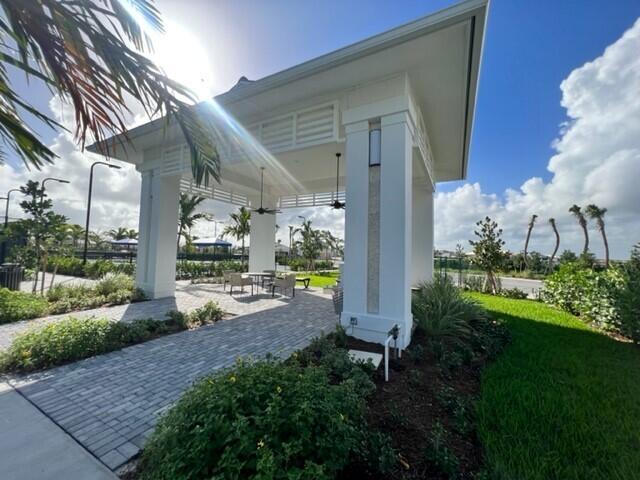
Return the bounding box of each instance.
[40,177,70,205]
[83,162,122,264]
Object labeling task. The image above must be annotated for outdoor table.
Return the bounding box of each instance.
[296,277,311,289]
[245,272,276,289]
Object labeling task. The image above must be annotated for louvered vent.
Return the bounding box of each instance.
[295,104,335,146]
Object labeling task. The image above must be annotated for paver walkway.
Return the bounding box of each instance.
[1,280,296,349]
[6,286,336,471]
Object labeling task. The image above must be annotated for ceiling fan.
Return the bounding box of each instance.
[252,167,281,215]
[329,153,345,210]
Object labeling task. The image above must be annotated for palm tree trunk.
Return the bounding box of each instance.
[549,221,560,271]
[241,237,246,269]
[601,224,610,268]
[523,228,533,270]
[581,224,589,255]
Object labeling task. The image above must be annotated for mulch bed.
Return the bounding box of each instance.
[340,323,509,479]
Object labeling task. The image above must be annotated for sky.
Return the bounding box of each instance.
[1,0,640,259]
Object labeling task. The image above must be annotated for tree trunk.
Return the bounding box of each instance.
[40,253,48,295]
[548,221,560,271]
[601,225,610,268]
[523,228,533,270]
[241,237,246,269]
[581,224,589,255]
[50,264,59,290]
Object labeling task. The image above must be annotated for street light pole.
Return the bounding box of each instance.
[40,177,70,205]
[83,162,122,264]
[1,189,20,264]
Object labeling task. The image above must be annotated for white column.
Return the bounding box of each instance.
[135,169,180,299]
[411,181,434,286]
[341,121,370,324]
[248,204,276,272]
[378,112,413,347]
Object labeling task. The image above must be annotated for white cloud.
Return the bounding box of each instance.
[435,18,640,260]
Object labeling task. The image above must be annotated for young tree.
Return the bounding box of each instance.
[222,207,251,267]
[177,194,209,250]
[0,0,219,185]
[585,204,609,268]
[558,249,578,264]
[523,214,538,270]
[295,220,324,270]
[569,205,589,255]
[5,181,67,293]
[548,218,560,271]
[469,216,506,294]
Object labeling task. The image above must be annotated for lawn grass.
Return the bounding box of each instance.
[296,271,339,288]
[471,293,640,480]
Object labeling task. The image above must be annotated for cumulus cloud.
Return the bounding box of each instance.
[435,18,640,260]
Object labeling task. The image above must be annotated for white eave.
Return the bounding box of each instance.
[89,0,488,181]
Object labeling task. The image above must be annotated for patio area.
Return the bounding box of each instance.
[4,283,336,471]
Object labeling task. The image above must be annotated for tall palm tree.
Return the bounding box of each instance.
[0,0,219,185]
[222,207,251,266]
[294,220,324,270]
[585,204,609,267]
[569,205,589,255]
[177,194,209,250]
[548,218,560,270]
[523,214,538,270]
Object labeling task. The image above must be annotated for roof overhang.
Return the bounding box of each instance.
[89,0,488,183]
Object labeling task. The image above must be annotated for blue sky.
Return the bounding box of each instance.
[3,0,640,258]
[8,0,640,196]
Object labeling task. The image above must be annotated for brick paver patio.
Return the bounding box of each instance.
[5,283,336,471]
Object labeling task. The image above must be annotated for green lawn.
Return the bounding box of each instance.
[471,293,640,480]
[296,271,339,288]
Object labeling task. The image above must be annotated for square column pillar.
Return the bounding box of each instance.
[411,181,434,286]
[340,112,414,348]
[248,206,276,272]
[136,170,180,299]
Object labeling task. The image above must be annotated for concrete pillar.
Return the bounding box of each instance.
[341,121,370,323]
[248,204,276,272]
[340,113,414,348]
[135,170,180,299]
[411,181,434,286]
[378,112,413,347]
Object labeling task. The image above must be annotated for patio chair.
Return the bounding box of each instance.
[222,270,234,291]
[271,273,297,297]
[228,273,254,295]
[261,269,276,288]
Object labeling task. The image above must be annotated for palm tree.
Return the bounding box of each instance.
[177,194,209,250]
[0,0,219,185]
[295,220,324,270]
[65,223,85,248]
[523,214,538,270]
[585,204,609,267]
[548,218,560,271]
[108,227,131,241]
[569,205,589,255]
[222,207,251,266]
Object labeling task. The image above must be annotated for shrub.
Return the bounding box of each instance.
[500,287,528,299]
[0,317,173,372]
[412,275,488,339]
[166,301,224,329]
[618,260,640,343]
[45,274,144,315]
[83,259,134,279]
[139,359,371,480]
[47,256,84,276]
[0,288,49,324]
[542,262,626,331]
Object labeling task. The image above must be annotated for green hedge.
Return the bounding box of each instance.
[542,263,626,332]
[48,256,134,278]
[0,288,49,324]
[0,301,224,372]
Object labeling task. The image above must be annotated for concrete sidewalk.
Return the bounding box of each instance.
[0,382,117,480]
